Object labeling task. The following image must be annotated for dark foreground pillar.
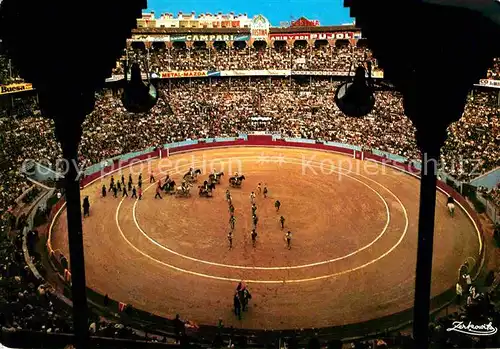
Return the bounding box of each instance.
[50,92,94,349]
[413,142,441,349]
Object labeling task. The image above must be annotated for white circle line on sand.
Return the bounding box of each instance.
[49,149,409,284]
[48,147,475,284]
[112,152,409,282]
[115,194,409,283]
[129,156,394,270]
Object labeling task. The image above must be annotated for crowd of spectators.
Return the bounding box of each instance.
[0,55,22,86]
[115,43,375,75]
[0,95,40,119]
[478,185,500,208]
[0,116,61,214]
[82,78,499,184]
[341,277,500,349]
[0,77,499,217]
[492,188,500,208]
[486,57,500,80]
[112,43,500,81]
[442,91,500,179]
[427,285,500,349]
[0,230,73,333]
[0,225,153,342]
[2,42,500,82]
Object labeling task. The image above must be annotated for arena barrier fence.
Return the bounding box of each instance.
[20,188,55,282]
[477,193,500,225]
[14,184,37,206]
[44,136,486,341]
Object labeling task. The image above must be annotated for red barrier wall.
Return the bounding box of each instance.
[79,138,357,189]
[81,150,161,187]
[247,134,273,143]
[169,139,247,155]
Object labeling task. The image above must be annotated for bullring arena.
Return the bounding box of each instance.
[48,138,482,333]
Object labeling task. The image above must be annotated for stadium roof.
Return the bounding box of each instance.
[132,24,359,35]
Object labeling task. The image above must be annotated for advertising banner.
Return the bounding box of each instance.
[106,75,124,82]
[478,79,500,89]
[292,70,384,78]
[292,71,345,76]
[170,34,250,42]
[290,17,320,27]
[270,32,362,41]
[129,35,171,42]
[107,73,153,81]
[119,69,384,80]
[0,83,34,95]
[159,71,221,78]
[250,14,270,41]
[220,70,290,77]
[149,36,171,42]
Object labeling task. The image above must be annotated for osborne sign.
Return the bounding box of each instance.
[250,14,270,41]
[129,35,171,42]
[290,17,320,27]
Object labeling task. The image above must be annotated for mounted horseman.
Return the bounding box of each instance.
[199,180,216,197]
[175,181,192,197]
[447,196,455,217]
[229,172,246,188]
[162,175,176,194]
[184,168,202,183]
[163,180,176,194]
[208,169,224,185]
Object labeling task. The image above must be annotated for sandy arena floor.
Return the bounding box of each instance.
[50,147,480,330]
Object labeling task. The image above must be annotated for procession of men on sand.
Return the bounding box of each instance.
[226,183,292,250]
[82,171,293,250]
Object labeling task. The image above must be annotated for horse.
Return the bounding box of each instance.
[162,180,176,194]
[208,174,217,186]
[175,184,192,198]
[447,197,455,217]
[183,169,202,183]
[229,175,246,188]
[209,171,224,184]
[199,182,216,197]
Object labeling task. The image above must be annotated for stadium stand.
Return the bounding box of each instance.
[113,41,374,75]
[0,77,498,215]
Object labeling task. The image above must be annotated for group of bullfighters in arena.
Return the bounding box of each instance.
[100,173,144,199]
[97,168,209,199]
[90,170,456,253]
[225,179,292,250]
[93,169,294,250]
